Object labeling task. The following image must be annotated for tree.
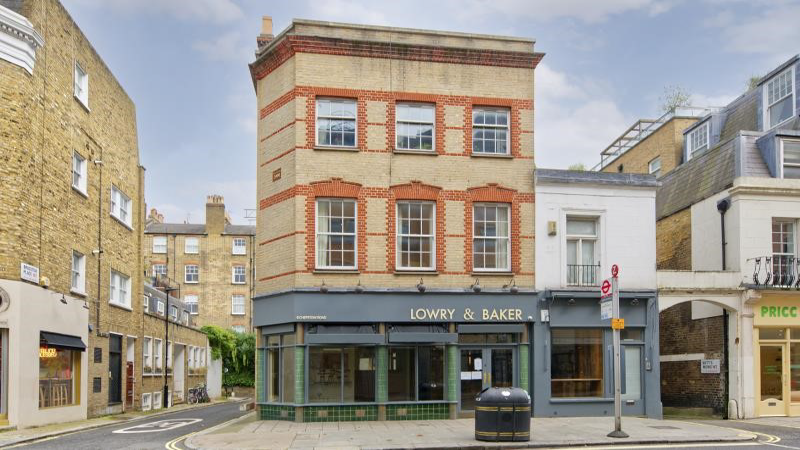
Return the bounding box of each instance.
[568,163,587,171]
[746,75,761,91]
[659,85,692,114]
[202,325,255,387]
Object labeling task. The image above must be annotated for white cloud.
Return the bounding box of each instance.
[462,0,669,23]
[691,92,737,108]
[534,63,629,169]
[707,3,800,63]
[67,0,243,24]
[193,30,252,62]
[151,178,256,225]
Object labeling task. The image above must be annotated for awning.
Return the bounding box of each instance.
[40,331,87,352]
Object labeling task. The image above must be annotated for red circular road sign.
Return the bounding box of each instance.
[601,279,611,295]
[611,264,619,277]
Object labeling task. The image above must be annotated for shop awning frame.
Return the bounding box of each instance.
[40,331,87,352]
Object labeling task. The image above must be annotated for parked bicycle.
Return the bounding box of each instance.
[187,383,210,404]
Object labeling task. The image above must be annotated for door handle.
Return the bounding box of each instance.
[109,371,112,379]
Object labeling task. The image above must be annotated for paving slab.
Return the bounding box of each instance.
[186,415,757,450]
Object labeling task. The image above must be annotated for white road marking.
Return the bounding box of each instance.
[112,418,202,434]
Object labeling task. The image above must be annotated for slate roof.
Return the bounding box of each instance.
[719,88,759,143]
[144,223,255,235]
[536,168,659,188]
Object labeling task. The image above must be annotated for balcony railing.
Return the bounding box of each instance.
[749,255,800,289]
[567,264,601,287]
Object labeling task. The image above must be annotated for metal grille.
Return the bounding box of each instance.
[92,377,102,393]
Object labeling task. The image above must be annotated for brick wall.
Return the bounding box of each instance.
[659,302,727,414]
[656,208,692,270]
[600,118,697,177]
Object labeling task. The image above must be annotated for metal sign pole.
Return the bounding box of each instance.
[608,273,628,438]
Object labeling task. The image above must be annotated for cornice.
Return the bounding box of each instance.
[0,5,44,74]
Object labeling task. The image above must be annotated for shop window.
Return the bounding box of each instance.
[387,346,445,402]
[266,333,296,403]
[761,328,786,340]
[39,347,77,408]
[458,333,517,344]
[308,346,375,403]
[316,199,357,269]
[551,328,604,398]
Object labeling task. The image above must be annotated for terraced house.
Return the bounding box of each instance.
[251,18,541,422]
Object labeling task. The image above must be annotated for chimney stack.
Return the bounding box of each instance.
[256,16,274,54]
[206,195,227,235]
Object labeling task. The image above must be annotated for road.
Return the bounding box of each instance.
[9,401,248,450]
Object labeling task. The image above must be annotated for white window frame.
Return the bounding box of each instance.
[472,107,510,155]
[188,346,194,369]
[71,250,86,295]
[72,151,87,195]
[154,339,163,373]
[648,156,662,177]
[184,237,199,254]
[232,237,247,255]
[687,121,710,159]
[166,341,172,369]
[315,98,357,148]
[169,305,178,321]
[764,67,796,130]
[141,393,152,411]
[315,198,358,270]
[184,265,199,284]
[143,294,150,313]
[110,186,132,228]
[781,138,800,179]
[565,216,600,286]
[181,310,188,325]
[231,295,245,316]
[153,391,162,410]
[396,201,436,271]
[395,103,435,152]
[151,264,166,278]
[472,203,512,272]
[109,270,131,308]
[143,337,152,374]
[157,300,165,315]
[184,294,199,315]
[232,266,246,284]
[74,62,89,108]
[152,236,167,254]
[232,325,246,333]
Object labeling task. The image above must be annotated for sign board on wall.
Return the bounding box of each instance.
[20,263,39,284]
[601,300,612,320]
[701,359,720,374]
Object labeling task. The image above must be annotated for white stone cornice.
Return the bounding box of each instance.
[0,4,44,75]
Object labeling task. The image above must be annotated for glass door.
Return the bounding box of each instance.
[760,344,786,416]
[459,348,515,412]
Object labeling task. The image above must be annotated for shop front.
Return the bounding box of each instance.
[753,295,800,417]
[253,290,537,422]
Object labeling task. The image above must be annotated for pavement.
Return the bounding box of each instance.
[185,415,758,449]
[0,398,249,449]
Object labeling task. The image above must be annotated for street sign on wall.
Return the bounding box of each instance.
[701,359,720,374]
[601,299,612,320]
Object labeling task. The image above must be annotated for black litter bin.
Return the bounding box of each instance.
[474,387,531,442]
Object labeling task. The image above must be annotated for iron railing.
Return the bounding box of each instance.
[567,264,601,287]
[749,255,800,289]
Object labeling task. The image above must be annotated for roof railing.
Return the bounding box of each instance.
[592,106,722,171]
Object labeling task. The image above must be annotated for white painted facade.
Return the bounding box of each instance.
[535,180,657,291]
[0,4,44,74]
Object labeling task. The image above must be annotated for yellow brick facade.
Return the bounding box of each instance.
[656,207,692,270]
[600,117,697,177]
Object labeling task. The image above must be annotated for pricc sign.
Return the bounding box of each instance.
[754,298,800,327]
[760,306,798,318]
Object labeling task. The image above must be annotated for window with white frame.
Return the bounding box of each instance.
[184,237,199,254]
[472,108,509,155]
[316,198,357,269]
[166,341,172,369]
[110,186,132,227]
[396,201,435,270]
[74,62,88,107]
[152,236,167,254]
[232,325,246,333]
[72,151,87,194]
[566,217,599,286]
[188,346,194,369]
[396,103,435,151]
[200,348,206,367]
[157,300,165,315]
[184,294,198,315]
[231,295,245,315]
[316,98,356,147]
[232,237,247,255]
[772,219,795,282]
[687,122,709,158]
[110,270,131,308]
[143,295,149,313]
[153,391,162,409]
[141,393,152,411]
[648,156,662,177]
[473,204,511,271]
[232,266,246,284]
[185,265,199,283]
[765,68,795,129]
[154,339,163,372]
[182,310,188,325]
[151,264,166,278]
[783,139,800,179]
[143,337,152,374]
[170,305,178,321]
[71,251,86,294]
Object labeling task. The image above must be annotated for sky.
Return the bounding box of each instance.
[62,0,800,225]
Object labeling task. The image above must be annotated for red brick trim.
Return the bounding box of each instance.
[311,178,362,198]
[260,88,297,119]
[304,179,364,271]
[251,35,544,81]
[262,147,297,166]
[259,186,298,210]
[258,270,301,282]
[390,181,441,200]
[468,183,517,203]
[259,231,306,246]
[386,182,446,272]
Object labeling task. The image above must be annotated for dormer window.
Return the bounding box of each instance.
[783,139,800,179]
[764,67,795,130]
[687,121,709,159]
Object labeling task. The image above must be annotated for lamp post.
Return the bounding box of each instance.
[154,274,180,409]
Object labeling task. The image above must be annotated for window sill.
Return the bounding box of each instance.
[313,146,360,152]
[110,214,133,231]
[232,252,247,256]
[74,94,90,112]
[232,282,247,285]
[109,302,132,311]
[470,153,513,159]
[231,313,246,316]
[184,281,199,284]
[184,252,199,255]
[392,149,437,156]
[394,270,438,275]
[70,289,87,297]
[472,271,513,276]
[313,269,359,274]
[71,185,88,199]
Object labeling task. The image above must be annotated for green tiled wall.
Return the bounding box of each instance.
[303,405,379,422]
[519,343,530,393]
[294,346,305,404]
[447,345,458,401]
[259,404,295,421]
[386,403,450,420]
[376,346,388,403]
[256,349,265,403]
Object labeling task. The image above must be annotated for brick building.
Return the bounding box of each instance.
[251,18,541,422]
[143,196,256,332]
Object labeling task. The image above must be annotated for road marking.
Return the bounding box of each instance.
[165,413,252,450]
[538,443,761,449]
[113,418,202,434]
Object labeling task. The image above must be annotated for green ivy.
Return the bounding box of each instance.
[202,325,255,387]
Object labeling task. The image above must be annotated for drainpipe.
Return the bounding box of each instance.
[716,199,730,271]
[717,198,731,418]
[95,147,104,334]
